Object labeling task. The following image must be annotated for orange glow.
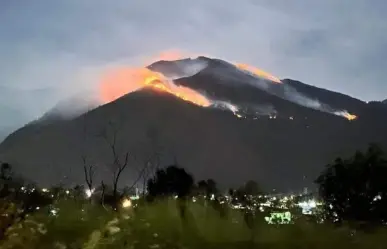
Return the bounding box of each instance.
[235,63,281,83]
[334,111,358,121]
[344,113,357,121]
[99,67,210,107]
[156,49,186,61]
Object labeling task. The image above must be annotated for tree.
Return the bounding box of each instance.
[82,155,95,200]
[0,162,12,197]
[197,179,218,197]
[0,162,11,180]
[316,144,387,225]
[20,186,52,215]
[147,165,194,199]
[243,180,261,196]
[79,112,95,199]
[99,121,131,201]
[229,180,262,208]
[137,126,163,196]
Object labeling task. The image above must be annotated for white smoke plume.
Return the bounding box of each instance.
[211,100,240,114]
[160,57,352,120]
[281,84,356,120]
[149,58,209,80]
[169,59,209,80]
[210,100,278,118]
[282,85,322,110]
[39,89,100,121]
[44,56,356,122]
[233,68,357,120]
[245,104,277,116]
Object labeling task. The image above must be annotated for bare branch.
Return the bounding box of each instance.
[80,110,96,195]
[126,162,150,192]
[99,120,133,201]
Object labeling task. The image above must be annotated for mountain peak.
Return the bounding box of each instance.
[1,56,387,191]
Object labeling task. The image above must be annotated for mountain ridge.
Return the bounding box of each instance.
[1,57,386,191]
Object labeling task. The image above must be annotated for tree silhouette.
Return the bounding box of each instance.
[197,179,218,197]
[99,121,131,202]
[241,180,261,196]
[147,165,194,199]
[20,187,52,216]
[316,144,387,225]
[82,156,95,201]
[229,180,262,208]
[80,109,96,201]
[0,162,12,197]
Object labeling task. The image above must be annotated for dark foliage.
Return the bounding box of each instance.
[0,163,52,215]
[197,179,218,197]
[0,162,12,197]
[147,165,194,199]
[229,180,262,208]
[241,180,262,196]
[316,144,387,225]
[20,189,52,215]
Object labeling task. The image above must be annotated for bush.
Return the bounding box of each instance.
[1,198,386,249]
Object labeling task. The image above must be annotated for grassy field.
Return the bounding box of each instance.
[1,199,386,249]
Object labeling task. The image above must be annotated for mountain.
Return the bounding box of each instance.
[0,86,60,141]
[39,92,100,122]
[1,57,386,192]
[0,103,30,143]
[0,127,12,143]
[383,99,387,104]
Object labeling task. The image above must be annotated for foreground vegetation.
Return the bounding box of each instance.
[1,198,387,249]
[1,144,387,248]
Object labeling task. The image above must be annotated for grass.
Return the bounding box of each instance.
[1,198,387,249]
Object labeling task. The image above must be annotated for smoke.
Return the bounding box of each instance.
[41,89,101,120]
[282,84,323,110]
[204,60,273,90]
[281,84,357,120]
[42,53,356,122]
[210,100,278,119]
[152,59,277,118]
[154,56,355,120]
[246,104,277,116]
[211,100,239,114]
[235,64,282,83]
[226,65,357,120]
[163,59,209,80]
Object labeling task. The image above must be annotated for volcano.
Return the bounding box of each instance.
[1,56,386,192]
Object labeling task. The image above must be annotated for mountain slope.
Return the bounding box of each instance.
[1,57,387,191]
[0,86,60,141]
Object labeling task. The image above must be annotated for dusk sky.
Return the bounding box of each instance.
[1,0,387,128]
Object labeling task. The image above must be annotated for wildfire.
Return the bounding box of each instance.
[236,63,282,83]
[100,67,211,107]
[344,113,358,121]
[98,51,359,122]
[334,110,358,121]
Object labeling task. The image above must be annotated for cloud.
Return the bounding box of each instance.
[0,0,386,127]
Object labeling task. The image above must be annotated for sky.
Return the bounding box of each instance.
[1,0,387,130]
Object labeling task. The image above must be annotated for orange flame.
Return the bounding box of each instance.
[99,67,210,107]
[344,113,357,121]
[334,110,358,121]
[235,63,281,83]
[99,51,280,109]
